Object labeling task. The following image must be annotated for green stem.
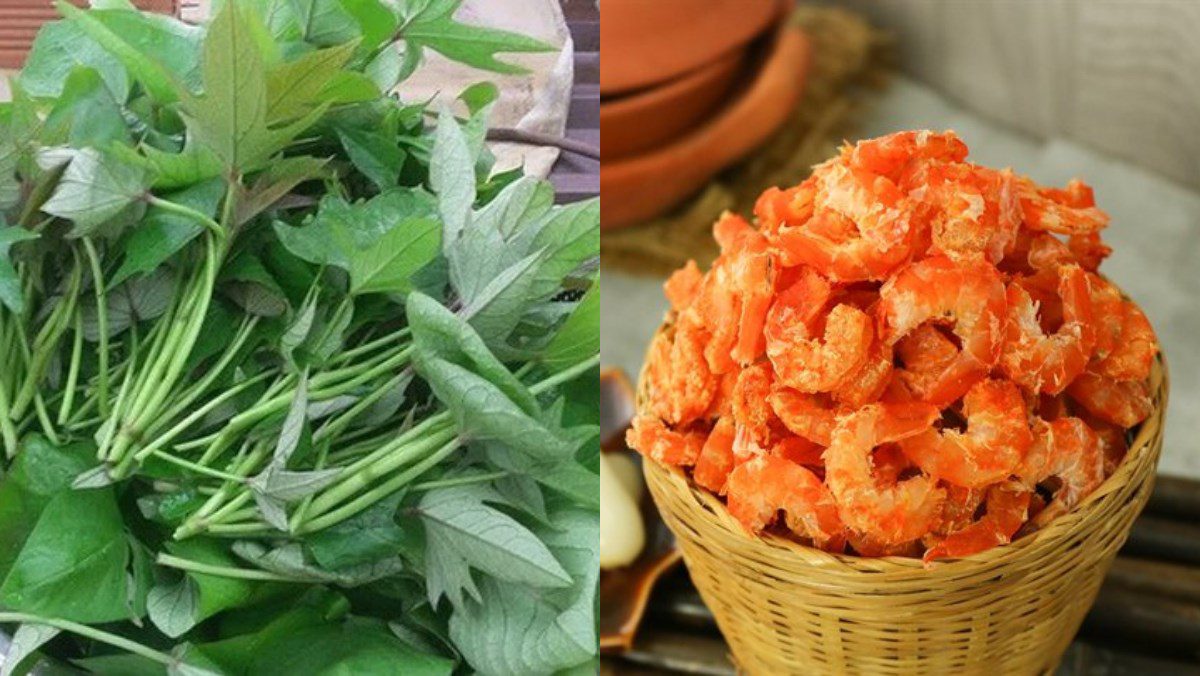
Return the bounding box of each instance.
[82,238,109,415]
[134,370,274,463]
[298,425,457,529]
[32,392,59,445]
[530,354,600,395]
[159,315,260,424]
[298,436,462,534]
[156,553,297,582]
[0,381,19,458]
[0,612,175,666]
[11,260,81,420]
[146,194,223,236]
[328,327,410,366]
[57,310,84,425]
[197,346,413,466]
[411,470,509,492]
[148,450,248,483]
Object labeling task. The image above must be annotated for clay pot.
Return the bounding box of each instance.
[601,47,746,161]
[0,0,179,69]
[601,0,779,95]
[600,25,812,230]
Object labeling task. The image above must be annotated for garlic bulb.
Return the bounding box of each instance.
[605,451,644,502]
[600,451,646,570]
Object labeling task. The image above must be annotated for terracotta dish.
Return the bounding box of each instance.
[601,0,779,95]
[600,25,812,230]
[601,47,746,161]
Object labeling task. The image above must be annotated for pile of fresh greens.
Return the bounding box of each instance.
[0,1,599,674]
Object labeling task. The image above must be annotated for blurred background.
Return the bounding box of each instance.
[600,1,1200,673]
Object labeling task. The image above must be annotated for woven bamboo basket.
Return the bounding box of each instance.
[640,351,1168,676]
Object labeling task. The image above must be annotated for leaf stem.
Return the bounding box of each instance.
[530,353,600,395]
[298,435,462,534]
[0,612,175,666]
[156,553,298,582]
[0,380,19,458]
[57,310,84,425]
[81,238,109,415]
[148,450,248,483]
[145,194,223,236]
[411,470,509,492]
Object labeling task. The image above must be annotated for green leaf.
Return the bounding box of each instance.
[430,112,476,250]
[0,142,19,212]
[448,508,598,676]
[542,281,599,372]
[201,604,454,676]
[251,467,342,502]
[274,372,310,466]
[407,292,537,414]
[467,199,599,348]
[459,81,499,115]
[338,0,399,51]
[473,175,553,238]
[18,20,130,101]
[414,355,576,464]
[306,493,408,570]
[365,43,408,90]
[84,268,175,340]
[0,438,92,580]
[290,0,362,46]
[0,486,138,623]
[349,217,440,295]
[222,251,289,317]
[265,41,358,124]
[111,178,225,287]
[41,147,152,236]
[405,10,554,75]
[0,225,38,313]
[86,7,203,91]
[232,541,403,587]
[149,538,264,638]
[236,156,328,226]
[135,136,224,190]
[181,2,327,171]
[42,66,130,147]
[420,484,571,610]
[148,576,201,639]
[1,623,60,676]
[337,126,404,191]
[273,189,439,270]
[319,69,383,105]
[55,1,187,104]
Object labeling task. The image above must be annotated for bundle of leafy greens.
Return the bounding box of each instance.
[0,1,599,674]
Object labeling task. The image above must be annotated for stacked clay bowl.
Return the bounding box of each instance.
[601,0,812,230]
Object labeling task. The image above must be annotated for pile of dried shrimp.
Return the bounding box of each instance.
[628,130,1159,563]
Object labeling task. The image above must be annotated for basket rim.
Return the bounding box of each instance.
[639,343,1169,575]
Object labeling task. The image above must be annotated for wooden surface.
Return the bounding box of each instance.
[830,0,1200,188]
[552,0,600,202]
[602,475,1200,675]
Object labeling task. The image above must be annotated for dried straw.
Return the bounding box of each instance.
[642,356,1168,675]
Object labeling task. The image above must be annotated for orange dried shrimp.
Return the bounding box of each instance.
[628,130,1159,565]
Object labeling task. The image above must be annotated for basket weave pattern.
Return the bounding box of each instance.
[643,357,1167,675]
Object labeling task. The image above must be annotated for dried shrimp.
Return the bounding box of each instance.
[627,130,1158,565]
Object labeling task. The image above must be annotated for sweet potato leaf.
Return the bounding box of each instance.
[41,147,152,236]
